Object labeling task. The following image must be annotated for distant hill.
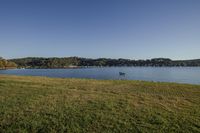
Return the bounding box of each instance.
[173,59,200,66]
[0,57,17,69]
[7,57,200,69]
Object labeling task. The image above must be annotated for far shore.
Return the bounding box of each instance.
[1,65,200,70]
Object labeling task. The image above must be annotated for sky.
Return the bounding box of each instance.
[0,0,200,60]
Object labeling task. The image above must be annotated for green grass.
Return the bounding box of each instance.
[0,75,200,133]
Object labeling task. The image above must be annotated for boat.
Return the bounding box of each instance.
[119,72,126,76]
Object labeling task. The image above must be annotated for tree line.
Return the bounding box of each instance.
[0,57,17,69]
[7,57,200,69]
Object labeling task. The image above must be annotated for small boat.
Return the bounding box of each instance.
[119,72,126,76]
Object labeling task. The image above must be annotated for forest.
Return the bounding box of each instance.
[7,57,200,69]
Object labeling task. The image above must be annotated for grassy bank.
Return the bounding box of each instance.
[0,75,200,133]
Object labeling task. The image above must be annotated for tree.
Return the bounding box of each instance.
[0,60,4,69]
[0,57,17,69]
[6,61,17,68]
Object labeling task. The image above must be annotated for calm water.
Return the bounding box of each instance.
[1,67,200,84]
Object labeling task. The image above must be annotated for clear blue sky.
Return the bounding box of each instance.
[0,0,200,60]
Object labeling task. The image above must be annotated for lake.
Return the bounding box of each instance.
[1,67,200,84]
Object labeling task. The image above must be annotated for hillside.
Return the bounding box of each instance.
[0,57,17,69]
[9,57,200,69]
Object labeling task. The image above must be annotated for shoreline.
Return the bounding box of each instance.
[3,65,200,70]
[0,74,200,86]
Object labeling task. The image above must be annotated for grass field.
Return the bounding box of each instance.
[0,75,200,133]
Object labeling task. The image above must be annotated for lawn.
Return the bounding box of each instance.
[0,75,200,133]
